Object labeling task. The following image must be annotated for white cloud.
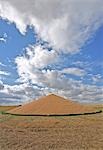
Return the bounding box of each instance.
[0,70,10,76]
[0,37,6,42]
[15,45,58,82]
[0,33,7,43]
[13,43,103,103]
[0,0,103,53]
[0,82,45,105]
[0,68,103,104]
[14,50,103,103]
[61,67,86,77]
[0,0,103,104]
[92,74,103,83]
[0,62,6,67]
[25,45,58,69]
[5,83,43,100]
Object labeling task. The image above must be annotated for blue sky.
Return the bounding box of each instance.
[0,19,35,61]
[0,0,103,105]
[0,20,103,85]
[0,19,36,85]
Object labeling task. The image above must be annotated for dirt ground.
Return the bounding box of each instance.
[0,106,18,112]
[0,106,103,150]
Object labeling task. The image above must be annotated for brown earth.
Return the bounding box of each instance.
[7,94,99,115]
[0,107,103,150]
[0,106,19,112]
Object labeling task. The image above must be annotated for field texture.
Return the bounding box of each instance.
[0,106,103,150]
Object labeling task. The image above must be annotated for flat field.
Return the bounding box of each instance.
[0,106,18,112]
[0,105,103,150]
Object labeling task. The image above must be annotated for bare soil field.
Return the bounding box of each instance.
[0,106,19,112]
[0,105,103,150]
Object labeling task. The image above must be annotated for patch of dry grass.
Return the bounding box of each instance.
[0,109,103,150]
[0,106,18,112]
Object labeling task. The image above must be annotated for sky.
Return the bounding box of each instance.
[0,0,103,105]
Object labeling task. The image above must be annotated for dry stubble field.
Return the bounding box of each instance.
[0,105,103,150]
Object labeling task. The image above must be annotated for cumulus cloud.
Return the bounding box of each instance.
[13,42,103,103]
[61,67,86,77]
[92,74,103,84]
[0,0,103,104]
[15,48,103,103]
[16,45,58,70]
[0,70,10,76]
[57,85,103,103]
[0,0,103,53]
[0,82,45,105]
[15,45,58,83]
[0,68,103,104]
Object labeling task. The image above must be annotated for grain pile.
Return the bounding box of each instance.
[7,94,98,115]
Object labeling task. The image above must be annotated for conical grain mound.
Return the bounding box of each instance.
[7,94,98,115]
